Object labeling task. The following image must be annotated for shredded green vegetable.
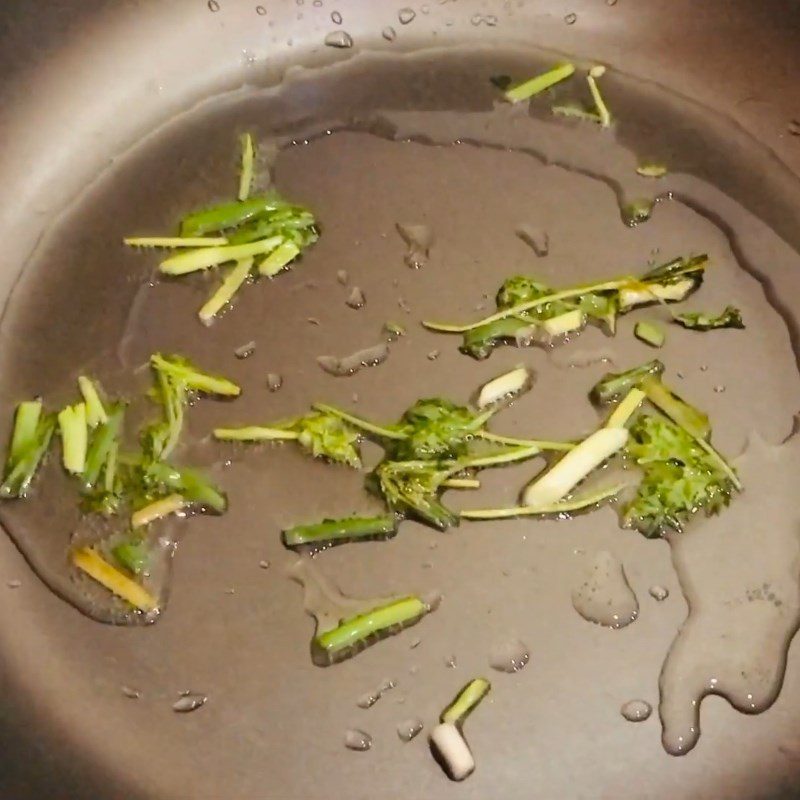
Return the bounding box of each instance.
[2,403,56,498]
[78,376,108,428]
[634,320,665,348]
[198,257,254,325]
[58,403,88,475]
[674,306,745,331]
[238,133,256,202]
[503,62,575,103]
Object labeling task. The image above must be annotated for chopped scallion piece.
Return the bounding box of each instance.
[673,306,745,331]
[282,514,398,549]
[238,132,256,202]
[441,678,492,725]
[78,376,108,428]
[634,320,665,348]
[503,62,575,103]
[1,405,56,498]
[123,237,228,248]
[9,400,42,465]
[58,403,88,475]
[636,162,668,178]
[131,493,186,529]
[258,240,301,276]
[197,257,254,325]
[159,235,283,276]
[150,353,241,397]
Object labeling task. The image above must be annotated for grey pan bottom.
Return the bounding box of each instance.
[1,1,800,799]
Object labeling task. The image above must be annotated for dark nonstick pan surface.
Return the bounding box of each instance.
[1,2,800,798]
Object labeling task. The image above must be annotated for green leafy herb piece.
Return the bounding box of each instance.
[215,409,363,467]
[390,399,490,461]
[623,414,737,537]
[282,514,398,550]
[503,62,576,103]
[1,403,56,498]
[370,460,461,531]
[634,320,665,348]
[423,255,706,358]
[673,305,745,331]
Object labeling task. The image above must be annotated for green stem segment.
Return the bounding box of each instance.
[311,403,405,440]
[213,426,299,442]
[314,596,429,661]
[503,62,575,103]
[180,196,286,237]
[198,257,254,325]
[441,678,492,725]
[58,403,88,475]
[282,514,398,549]
[460,483,625,520]
[2,406,56,498]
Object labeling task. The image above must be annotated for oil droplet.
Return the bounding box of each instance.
[421,3,430,13]
[621,699,652,722]
[396,222,433,268]
[325,30,353,48]
[357,678,396,708]
[606,0,618,5]
[397,717,424,742]
[208,0,220,10]
[660,433,800,756]
[258,560,271,570]
[346,287,366,309]
[564,12,577,24]
[382,26,397,41]
[788,119,800,136]
[313,0,322,5]
[267,373,283,392]
[121,685,141,699]
[572,551,639,628]
[256,5,266,14]
[7,579,21,589]
[173,693,207,713]
[234,340,256,359]
[488,637,530,673]
[649,585,669,601]
[336,269,349,285]
[714,385,726,393]
[427,350,440,361]
[700,364,708,371]
[445,654,458,669]
[398,7,416,24]
[344,728,373,751]
[330,9,342,23]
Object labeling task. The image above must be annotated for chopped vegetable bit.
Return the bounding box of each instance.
[636,162,668,178]
[2,402,56,498]
[476,366,532,409]
[460,483,625,520]
[159,235,284,276]
[586,66,612,127]
[58,403,88,475]
[198,257,254,325]
[314,596,429,663]
[78,377,108,428]
[590,360,665,405]
[131,493,186,529]
[72,547,157,612]
[112,537,150,575]
[590,361,710,440]
[441,678,492,725]
[238,132,256,202]
[180,195,289,237]
[674,305,745,331]
[123,237,228,248]
[144,462,227,514]
[503,62,575,103]
[425,255,705,359]
[372,460,461,530]
[605,388,646,429]
[150,353,241,398]
[634,320,665,348]
[522,427,627,506]
[623,414,738,537]
[282,514,398,550]
[83,402,125,492]
[390,399,491,461]
[216,410,362,467]
[431,678,492,782]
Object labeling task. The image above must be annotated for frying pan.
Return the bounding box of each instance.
[1,1,800,798]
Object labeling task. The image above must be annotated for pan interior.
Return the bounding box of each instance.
[2,46,800,799]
